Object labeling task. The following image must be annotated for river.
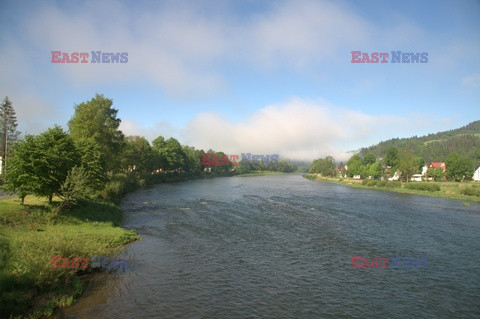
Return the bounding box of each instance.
[58,174,480,318]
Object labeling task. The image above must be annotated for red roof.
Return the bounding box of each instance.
[429,162,446,171]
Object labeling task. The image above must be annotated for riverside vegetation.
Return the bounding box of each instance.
[0,94,299,318]
[304,174,480,203]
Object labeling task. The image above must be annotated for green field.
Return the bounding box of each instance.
[304,174,480,203]
[0,196,139,318]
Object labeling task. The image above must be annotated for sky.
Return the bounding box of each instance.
[0,0,479,161]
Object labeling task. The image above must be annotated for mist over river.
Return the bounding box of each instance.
[59,175,480,318]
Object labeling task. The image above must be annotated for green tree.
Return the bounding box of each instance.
[59,166,89,209]
[75,138,108,193]
[385,147,399,168]
[427,167,444,182]
[368,161,382,179]
[397,150,416,182]
[156,137,187,172]
[347,154,365,178]
[68,94,124,171]
[309,156,336,177]
[4,126,79,203]
[0,96,21,176]
[2,135,37,203]
[445,152,474,181]
[363,153,376,166]
[121,136,157,173]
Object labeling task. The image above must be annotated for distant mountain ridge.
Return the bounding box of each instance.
[359,120,480,163]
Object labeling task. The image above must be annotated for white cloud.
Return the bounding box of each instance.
[119,118,181,143]
[182,98,412,162]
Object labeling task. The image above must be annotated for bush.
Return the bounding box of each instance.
[405,183,440,192]
[384,181,401,188]
[460,187,480,197]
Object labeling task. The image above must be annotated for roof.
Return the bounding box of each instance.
[430,162,445,168]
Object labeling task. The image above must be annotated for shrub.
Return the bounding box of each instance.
[405,183,440,192]
[384,181,401,188]
[460,187,480,197]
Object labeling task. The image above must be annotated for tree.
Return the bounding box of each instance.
[385,147,399,168]
[154,137,187,172]
[347,154,365,178]
[4,126,79,203]
[445,152,474,181]
[75,138,108,193]
[309,156,336,177]
[121,136,158,173]
[58,166,89,209]
[3,135,38,204]
[363,153,376,166]
[0,96,21,176]
[368,161,382,179]
[427,167,444,182]
[397,150,416,182]
[68,94,124,171]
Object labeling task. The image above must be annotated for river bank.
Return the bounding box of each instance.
[0,170,238,318]
[303,174,480,203]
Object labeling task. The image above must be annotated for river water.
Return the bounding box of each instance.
[59,175,480,318]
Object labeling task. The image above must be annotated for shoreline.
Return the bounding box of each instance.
[303,174,480,203]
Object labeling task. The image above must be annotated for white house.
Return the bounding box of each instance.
[411,174,423,182]
[388,170,400,181]
[474,166,480,182]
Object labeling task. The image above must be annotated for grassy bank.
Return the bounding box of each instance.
[0,170,237,318]
[0,196,139,318]
[304,174,480,203]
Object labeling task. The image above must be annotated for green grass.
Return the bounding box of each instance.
[304,174,480,203]
[0,196,139,318]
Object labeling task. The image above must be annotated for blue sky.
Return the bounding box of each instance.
[0,0,479,161]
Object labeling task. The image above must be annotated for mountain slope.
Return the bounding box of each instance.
[359,120,480,162]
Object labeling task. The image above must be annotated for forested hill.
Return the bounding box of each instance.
[359,120,480,163]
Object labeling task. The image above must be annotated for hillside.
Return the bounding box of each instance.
[359,120,480,163]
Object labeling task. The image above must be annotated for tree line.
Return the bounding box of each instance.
[1,94,297,205]
[359,121,480,164]
[310,146,479,182]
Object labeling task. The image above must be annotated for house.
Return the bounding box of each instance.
[429,162,446,172]
[337,163,346,177]
[474,166,480,182]
[388,170,400,181]
[411,174,423,182]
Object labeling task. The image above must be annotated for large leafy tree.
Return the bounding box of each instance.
[0,96,21,176]
[4,126,79,203]
[68,94,124,171]
[385,147,399,168]
[347,154,365,178]
[397,149,417,182]
[445,152,474,181]
[309,156,336,177]
[153,137,187,172]
[75,138,108,193]
[121,136,158,173]
[3,135,37,203]
[368,161,382,179]
[363,153,376,166]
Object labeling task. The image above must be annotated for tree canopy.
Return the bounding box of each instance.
[5,126,79,203]
[68,94,124,171]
